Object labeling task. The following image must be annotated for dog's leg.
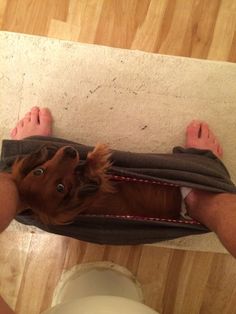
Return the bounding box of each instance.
[82,144,114,193]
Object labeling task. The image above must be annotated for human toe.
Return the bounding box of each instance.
[39,108,53,124]
[30,106,40,123]
[23,112,31,123]
[208,130,215,141]
[10,127,17,138]
[40,107,52,118]
[200,122,209,138]
[17,119,24,128]
[38,108,53,136]
[186,120,201,138]
[217,145,223,157]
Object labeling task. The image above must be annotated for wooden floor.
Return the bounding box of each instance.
[1,0,235,61]
[0,1,236,313]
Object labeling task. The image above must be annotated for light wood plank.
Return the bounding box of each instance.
[0,0,236,313]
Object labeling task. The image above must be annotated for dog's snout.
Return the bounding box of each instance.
[63,147,78,159]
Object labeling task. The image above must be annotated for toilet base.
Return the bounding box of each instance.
[52,261,143,306]
[43,296,158,314]
[42,262,159,314]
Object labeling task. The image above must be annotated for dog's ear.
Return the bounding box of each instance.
[74,161,100,197]
[12,144,58,179]
[77,144,114,194]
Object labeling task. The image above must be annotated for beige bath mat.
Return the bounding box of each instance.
[1,31,236,253]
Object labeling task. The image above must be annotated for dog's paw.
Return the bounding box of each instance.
[87,144,112,172]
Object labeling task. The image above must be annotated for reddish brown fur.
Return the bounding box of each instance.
[12,144,182,225]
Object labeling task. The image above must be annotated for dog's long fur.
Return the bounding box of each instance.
[12,144,182,225]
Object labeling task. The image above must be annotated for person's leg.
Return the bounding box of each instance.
[184,121,236,257]
[0,106,54,231]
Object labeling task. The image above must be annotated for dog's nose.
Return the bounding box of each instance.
[63,147,78,159]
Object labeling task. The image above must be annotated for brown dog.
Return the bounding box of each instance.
[12,144,182,225]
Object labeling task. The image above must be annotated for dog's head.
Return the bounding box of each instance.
[12,144,113,225]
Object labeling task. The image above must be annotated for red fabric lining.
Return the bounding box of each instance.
[82,213,201,225]
[109,174,200,225]
[110,174,180,187]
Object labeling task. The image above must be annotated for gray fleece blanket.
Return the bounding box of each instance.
[1,136,235,245]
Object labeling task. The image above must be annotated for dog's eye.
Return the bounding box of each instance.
[33,168,44,176]
[56,183,65,193]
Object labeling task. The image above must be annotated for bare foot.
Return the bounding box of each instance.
[184,120,224,220]
[10,106,53,140]
[185,120,223,158]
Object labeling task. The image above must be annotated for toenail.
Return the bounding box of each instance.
[191,123,199,129]
[41,107,51,115]
[31,106,39,111]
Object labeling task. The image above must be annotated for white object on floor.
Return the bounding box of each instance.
[42,262,159,314]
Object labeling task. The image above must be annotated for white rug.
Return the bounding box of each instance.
[1,31,236,253]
